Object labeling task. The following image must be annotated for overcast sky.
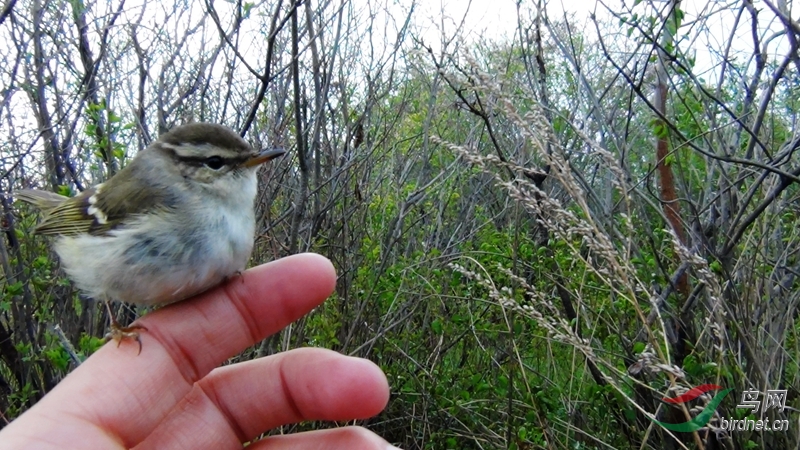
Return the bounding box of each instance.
[407,0,791,79]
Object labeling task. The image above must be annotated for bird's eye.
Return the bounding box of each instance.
[204,156,225,170]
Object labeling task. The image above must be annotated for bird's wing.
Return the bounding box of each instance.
[29,168,174,236]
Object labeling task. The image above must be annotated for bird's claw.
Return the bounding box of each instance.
[104,323,149,355]
[223,270,245,284]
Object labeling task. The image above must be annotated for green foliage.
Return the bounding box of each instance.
[44,346,70,372]
[5,382,38,419]
[56,185,74,197]
[79,334,105,355]
[83,100,135,170]
[651,119,669,140]
[682,354,717,378]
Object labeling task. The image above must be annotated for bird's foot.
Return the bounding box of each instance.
[223,270,245,284]
[103,299,148,355]
[104,321,149,355]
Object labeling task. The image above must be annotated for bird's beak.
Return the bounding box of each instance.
[243,148,286,168]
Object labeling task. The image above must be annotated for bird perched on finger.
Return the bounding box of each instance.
[16,123,285,353]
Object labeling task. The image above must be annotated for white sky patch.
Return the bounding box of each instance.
[403,0,792,81]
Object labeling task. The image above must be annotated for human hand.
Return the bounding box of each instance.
[0,253,394,449]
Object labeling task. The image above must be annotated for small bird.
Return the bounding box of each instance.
[16,123,285,352]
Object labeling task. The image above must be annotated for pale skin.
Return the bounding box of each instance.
[0,253,394,450]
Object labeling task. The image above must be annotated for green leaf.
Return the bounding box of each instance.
[653,122,668,139]
[243,1,254,16]
[431,319,443,335]
[33,256,50,269]
[5,281,23,296]
[79,334,105,354]
[57,185,73,197]
[45,347,69,372]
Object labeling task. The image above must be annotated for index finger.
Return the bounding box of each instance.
[13,253,336,448]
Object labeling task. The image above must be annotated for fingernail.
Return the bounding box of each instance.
[386,445,404,450]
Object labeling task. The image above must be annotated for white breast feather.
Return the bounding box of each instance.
[55,171,258,306]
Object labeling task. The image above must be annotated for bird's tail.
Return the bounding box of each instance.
[14,189,68,211]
